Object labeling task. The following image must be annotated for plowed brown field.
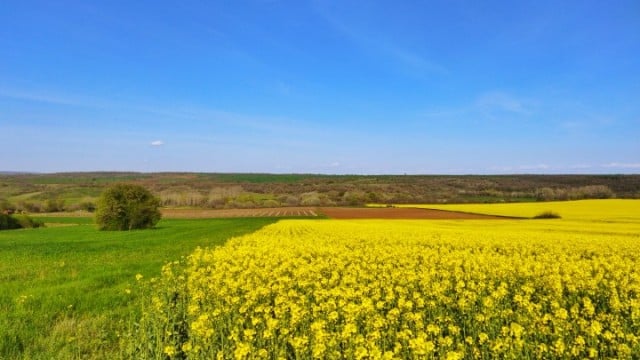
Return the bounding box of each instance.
[161,207,318,218]
[41,207,513,220]
[161,207,514,219]
[318,207,513,219]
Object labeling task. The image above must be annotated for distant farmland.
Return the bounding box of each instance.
[1,172,638,213]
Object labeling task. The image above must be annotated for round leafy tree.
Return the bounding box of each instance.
[95,184,162,231]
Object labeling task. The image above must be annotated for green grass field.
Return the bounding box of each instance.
[0,216,277,359]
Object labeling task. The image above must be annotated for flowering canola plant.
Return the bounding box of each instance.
[131,211,640,359]
[394,199,640,222]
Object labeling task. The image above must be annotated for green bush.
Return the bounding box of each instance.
[45,198,65,212]
[79,201,96,212]
[0,214,44,230]
[18,201,43,213]
[533,211,561,219]
[0,214,21,230]
[0,200,15,213]
[95,184,162,231]
[14,214,44,228]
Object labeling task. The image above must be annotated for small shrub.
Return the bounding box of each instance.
[14,214,44,228]
[300,192,321,206]
[18,201,43,213]
[261,199,281,208]
[0,214,44,230]
[45,198,65,212]
[533,211,561,219]
[79,201,96,212]
[0,214,21,230]
[0,199,16,213]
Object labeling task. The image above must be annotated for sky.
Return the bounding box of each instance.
[1,0,639,174]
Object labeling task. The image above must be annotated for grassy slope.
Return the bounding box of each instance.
[0,217,276,359]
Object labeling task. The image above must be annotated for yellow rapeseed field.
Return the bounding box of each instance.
[128,200,640,359]
[395,199,640,222]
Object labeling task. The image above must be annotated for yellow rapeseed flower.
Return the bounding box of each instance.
[137,203,640,359]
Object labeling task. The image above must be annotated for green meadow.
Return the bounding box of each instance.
[0,216,277,359]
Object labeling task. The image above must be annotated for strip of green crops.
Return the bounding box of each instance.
[0,217,276,359]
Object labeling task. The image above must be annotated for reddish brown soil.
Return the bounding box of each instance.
[161,207,319,219]
[41,207,511,220]
[318,207,511,220]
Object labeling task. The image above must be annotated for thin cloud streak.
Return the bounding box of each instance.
[312,1,447,76]
[0,87,112,108]
[518,164,549,170]
[419,90,535,123]
[0,86,328,139]
[475,91,533,116]
[487,162,640,174]
[603,162,640,169]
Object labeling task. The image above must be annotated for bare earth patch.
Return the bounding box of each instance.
[40,207,514,220]
[161,207,319,219]
[318,207,513,219]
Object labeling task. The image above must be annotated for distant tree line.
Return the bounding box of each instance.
[0,198,95,214]
[534,185,615,201]
[154,185,618,208]
[1,173,639,211]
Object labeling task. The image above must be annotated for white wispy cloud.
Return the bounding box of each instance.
[518,164,549,170]
[274,81,293,96]
[560,121,584,129]
[490,163,618,174]
[312,2,447,76]
[150,140,164,146]
[488,165,514,172]
[380,43,448,76]
[418,90,535,124]
[488,164,551,173]
[0,87,110,108]
[1,86,325,139]
[569,164,592,169]
[475,91,532,116]
[602,162,640,169]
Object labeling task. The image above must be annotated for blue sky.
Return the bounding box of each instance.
[1,0,639,174]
